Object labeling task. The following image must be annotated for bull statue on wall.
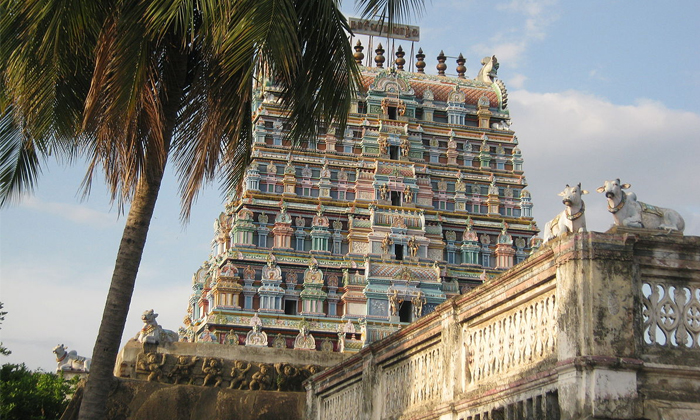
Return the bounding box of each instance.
[597,179,685,232]
[133,309,179,344]
[543,183,588,243]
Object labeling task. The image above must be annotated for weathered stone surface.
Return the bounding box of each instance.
[115,341,348,391]
[62,378,304,420]
[306,231,700,420]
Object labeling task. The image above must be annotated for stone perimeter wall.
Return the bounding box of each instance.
[305,229,700,419]
[115,340,349,392]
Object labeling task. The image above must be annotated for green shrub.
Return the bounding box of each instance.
[0,363,77,420]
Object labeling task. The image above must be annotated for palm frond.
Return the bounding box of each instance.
[81,0,174,210]
[0,108,42,207]
[0,0,100,206]
[355,0,425,28]
[280,0,361,143]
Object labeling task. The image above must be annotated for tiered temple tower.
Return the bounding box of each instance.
[181,44,539,353]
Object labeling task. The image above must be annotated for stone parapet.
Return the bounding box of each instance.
[305,231,700,419]
[116,340,349,392]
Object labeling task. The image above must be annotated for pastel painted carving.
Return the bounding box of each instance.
[543,183,588,243]
[597,179,685,232]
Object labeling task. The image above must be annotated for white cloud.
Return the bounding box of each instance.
[588,68,609,82]
[508,73,528,89]
[508,89,700,236]
[474,0,560,66]
[473,41,528,66]
[21,196,117,229]
[497,0,559,40]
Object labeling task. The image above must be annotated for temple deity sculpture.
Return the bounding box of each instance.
[301,164,312,178]
[243,265,256,281]
[294,322,316,350]
[381,233,393,255]
[456,177,466,193]
[275,201,292,224]
[169,356,199,385]
[229,361,251,389]
[408,236,419,258]
[201,358,223,387]
[433,261,442,281]
[245,313,268,347]
[198,325,216,342]
[249,364,273,390]
[225,330,239,345]
[266,161,277,175]
[379,183,390,201]
[400,138,410,157]
[388,289,402,317]
[284,160,295,175]
[220,261,238,278]
[262,253,282,281]
[488,179,499,196]
[378,136,388,155]
[312,205,329,228]
[303,257,323,283]
[320,162,331,179]
[138,352,166,382]
[411,292,426,318]
[275,363,300,391]
[403,185,413,202]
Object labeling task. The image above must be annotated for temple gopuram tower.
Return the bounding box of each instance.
[182,38,539,353]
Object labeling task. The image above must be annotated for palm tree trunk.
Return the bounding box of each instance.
[77,43,187,420]
[76,158,167,420]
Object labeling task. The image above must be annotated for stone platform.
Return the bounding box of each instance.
[61,378,305,420]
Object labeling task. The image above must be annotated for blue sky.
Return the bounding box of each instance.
[1,0,699,371]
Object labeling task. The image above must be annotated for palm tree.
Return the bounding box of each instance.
[1,0,423,418]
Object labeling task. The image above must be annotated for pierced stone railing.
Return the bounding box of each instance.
[642,281,700,349]
[465,291,557,384]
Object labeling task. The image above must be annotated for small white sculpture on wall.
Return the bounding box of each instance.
[597,179,685,232]
[133,309,179,344]
[53,344,91,373]
[543,183,588,243]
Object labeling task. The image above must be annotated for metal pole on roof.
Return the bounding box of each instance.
[368,35,373,67]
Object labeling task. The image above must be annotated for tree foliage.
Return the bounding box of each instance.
[0,302,9,356]
[0,363,77,420]
[0,1,424,419]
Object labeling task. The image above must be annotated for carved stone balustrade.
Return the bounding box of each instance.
[305,229,700,419]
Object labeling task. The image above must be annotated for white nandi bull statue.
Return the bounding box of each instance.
[597,179,685,232]
[133,309,179,344]
[53,344,91,373]
[543,183,588,243]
